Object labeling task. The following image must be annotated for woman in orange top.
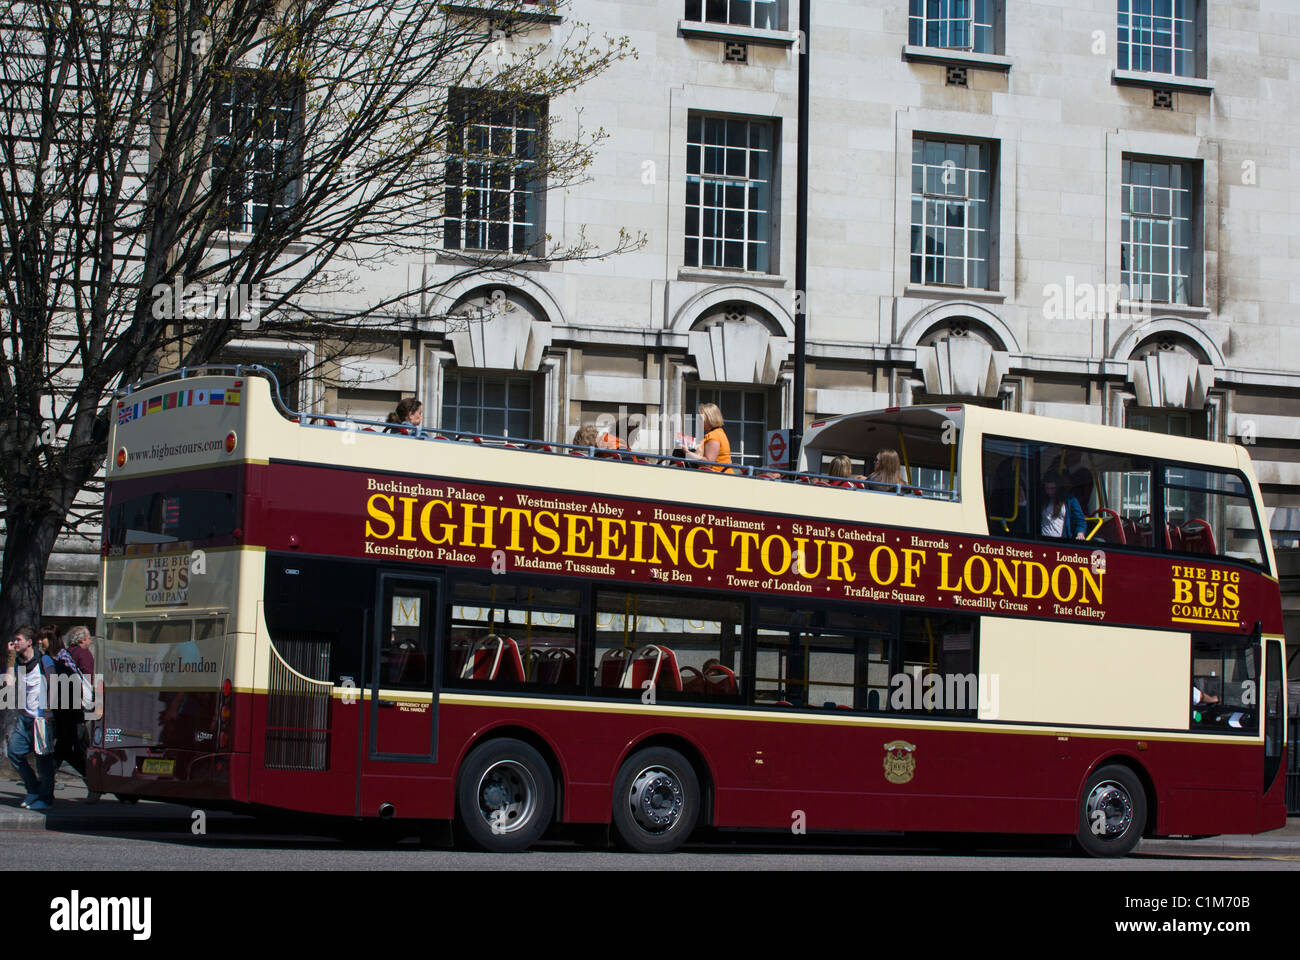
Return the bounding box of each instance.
[683,402,732,473]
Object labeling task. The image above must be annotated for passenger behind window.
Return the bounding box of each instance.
[1040,471,1086,540]
[866,449,907,492]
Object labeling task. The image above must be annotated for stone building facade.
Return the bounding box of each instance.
[37,0,1300,651]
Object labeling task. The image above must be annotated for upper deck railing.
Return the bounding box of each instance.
[119,364,960,502]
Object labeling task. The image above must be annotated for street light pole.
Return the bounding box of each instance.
[789,0,810,471]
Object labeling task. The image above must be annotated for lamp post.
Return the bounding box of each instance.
[789,0,810,471]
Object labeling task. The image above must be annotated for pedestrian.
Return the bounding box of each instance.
[50,626,98,801]
[66,624,95,677]
[3,625,58,810]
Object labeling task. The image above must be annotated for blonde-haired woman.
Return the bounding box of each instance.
[683,402,733,473]
[867,449,907,491]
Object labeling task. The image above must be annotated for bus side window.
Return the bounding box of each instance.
[982,437,1031,538]
[1190,634,1258,733]
[984,435,1158,550]
[594,590,743,702]
[445,579,582,692]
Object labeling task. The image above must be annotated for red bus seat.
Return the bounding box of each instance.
[447,637,471,678]
[623,645,682,693]
[703,664,737,695]
[679,666,706,694]
[461,635,525,682]
[1181,519,1216,555]
[1095,508,1125,544]
[598,647,631,687]
[529,647,577,685]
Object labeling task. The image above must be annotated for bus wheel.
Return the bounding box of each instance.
[455,738,554,853]
[1076,764,1146,858]
[612,747,700,853]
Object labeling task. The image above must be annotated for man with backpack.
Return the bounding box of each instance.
[3,625,58,810]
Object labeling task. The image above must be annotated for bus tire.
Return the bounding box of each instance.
[455,738,554,853]
[611,747,700,853]
[1076,764,1146,858]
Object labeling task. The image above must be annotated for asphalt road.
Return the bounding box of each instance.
[6,818,1299,870]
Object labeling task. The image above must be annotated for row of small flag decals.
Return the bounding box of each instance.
[117,383,242,425]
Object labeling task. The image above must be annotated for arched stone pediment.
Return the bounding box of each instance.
[445,285,552,371]
[685,298,790,385]
[1117,320,1221,410]
[671,285,795,338]
[898,300,1021,353]
[901,305,1014,400]
[1110,315,1224,366]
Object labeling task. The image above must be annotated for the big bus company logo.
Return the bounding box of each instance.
[1170,563,1241,629]
[882,740,916,784]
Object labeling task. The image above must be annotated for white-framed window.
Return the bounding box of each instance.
[685,114,776,273]
[1121,156,1195,304]
[910,137,992,289]
[908,0,995,54]
[444,92,545,254]
[213,71,303,233]
[684,0,783,31]
[441,371,535,439]
[1117,0,1197,77]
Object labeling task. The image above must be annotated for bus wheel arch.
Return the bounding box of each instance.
[616,733,715,826]
[453,725,564,851]
[1084,754,1158,836]
[610,733,713,853]
[1075,756,1154,857]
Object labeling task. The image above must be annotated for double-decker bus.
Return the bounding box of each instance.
[88,366,1286,856]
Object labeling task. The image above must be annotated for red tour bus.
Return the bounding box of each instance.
[88,366,1287,855]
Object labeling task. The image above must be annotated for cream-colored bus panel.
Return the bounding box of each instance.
[234,549,267,692]
[980,616,1190,729]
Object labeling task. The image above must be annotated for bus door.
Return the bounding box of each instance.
[359,573,441,818]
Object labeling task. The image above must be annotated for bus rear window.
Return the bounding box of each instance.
[107,489,237,546]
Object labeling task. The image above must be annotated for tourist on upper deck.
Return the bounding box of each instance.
[385,398,423,435]
[866,449,907,491]
[572,424,601,448]
[682,403,732,474]
[828,455,868,481]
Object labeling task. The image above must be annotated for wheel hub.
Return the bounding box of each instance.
[1086,780,1134,839]
[476,760,538,835]
[629,766,683,832]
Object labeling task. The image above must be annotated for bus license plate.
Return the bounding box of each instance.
[141,758,175,776]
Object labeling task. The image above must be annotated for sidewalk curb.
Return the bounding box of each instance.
[1140,838,1300,857]
[0,801,201,831]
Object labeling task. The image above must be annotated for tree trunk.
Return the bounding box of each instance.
[0,500,67,640]
[0,500,66,743]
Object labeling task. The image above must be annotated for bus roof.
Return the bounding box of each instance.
[804,403,1254,474]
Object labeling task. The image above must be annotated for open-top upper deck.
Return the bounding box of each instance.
[108,366,1270,560]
